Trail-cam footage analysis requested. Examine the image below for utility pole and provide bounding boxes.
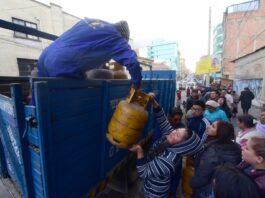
[205,7,211,87]
[208,7,211,56]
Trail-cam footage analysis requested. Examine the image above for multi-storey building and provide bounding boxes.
[213,23,224,74]
[223,0,265,79]
[147,39,180,72]
[0,0,80,76]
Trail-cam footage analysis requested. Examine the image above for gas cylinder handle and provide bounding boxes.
[126,88,150,108]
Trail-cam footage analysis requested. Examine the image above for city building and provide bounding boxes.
[137,56,153,71]
[223,0,265,79]
[0,0,80,76]
[147,39,180,72]
[232,45,265,106]
[213,23,224,75]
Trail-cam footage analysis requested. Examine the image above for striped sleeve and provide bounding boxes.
[201,118,210,142]
[153,106,174,137]
[190,127,208,157]
[136,153,175,179]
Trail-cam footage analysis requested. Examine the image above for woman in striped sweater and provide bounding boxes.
[130,93,205,198]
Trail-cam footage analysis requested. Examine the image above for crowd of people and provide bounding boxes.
[130,87,265,198]
[33,16,264,198]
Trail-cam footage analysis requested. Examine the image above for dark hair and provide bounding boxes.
[211,90,220,96]
[193,100,206,110]
[250,137,265,159]
[216,121,235,143]
[192,89,198,93]
[169,107,183,117]
[184,128,193,140]
[213,165,262,198]
[218,96,228,107]
[237,114,256,128]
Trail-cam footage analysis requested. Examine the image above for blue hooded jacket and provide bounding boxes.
[38,18,142,87]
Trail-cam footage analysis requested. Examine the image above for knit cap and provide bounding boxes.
[115,21,130,41]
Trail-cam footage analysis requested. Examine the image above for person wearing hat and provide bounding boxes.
[37,18,142,89]
[204,100,229,123]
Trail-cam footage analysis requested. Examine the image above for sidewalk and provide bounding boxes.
[0,179,13,198]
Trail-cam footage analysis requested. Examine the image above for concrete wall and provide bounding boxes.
[223,0,265,79]
[234,48,265,80]
[234,79,263,106]
[0,0,80,76]
[234,48,265,106]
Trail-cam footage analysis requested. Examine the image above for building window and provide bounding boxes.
[17,58,37,76]
[12,18,39,40]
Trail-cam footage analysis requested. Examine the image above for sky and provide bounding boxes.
[37,0,245,71]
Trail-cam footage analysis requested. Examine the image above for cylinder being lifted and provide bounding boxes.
[106,88,150,149]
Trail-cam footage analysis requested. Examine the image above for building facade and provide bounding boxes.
[223,0,265,79]
[147,39,180,72]
[0,0,80,76]
[213,23,224,74]
[233,46,265,106]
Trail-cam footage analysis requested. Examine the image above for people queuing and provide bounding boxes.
[190,121,241,198]
[218,96,232,120]
[240,137,265,193]
[204,100,229,123]
[236,114,263,148]
[152,107,185,197]
[130,85,264,198]
[239,87,255,115]
[256,109,265,136]
[130,93,203,198]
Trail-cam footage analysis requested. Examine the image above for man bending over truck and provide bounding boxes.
[37,18,142,89]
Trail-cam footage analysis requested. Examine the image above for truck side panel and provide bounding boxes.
[0,77,176,198]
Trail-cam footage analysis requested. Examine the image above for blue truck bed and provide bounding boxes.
[0,74,176,198]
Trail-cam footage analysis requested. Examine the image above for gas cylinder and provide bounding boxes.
[112,62,128,79]
[106,88,149,149]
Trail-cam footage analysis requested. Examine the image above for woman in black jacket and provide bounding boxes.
[190,121,242,198]
[218,96,232,120]
[239,87,255,115]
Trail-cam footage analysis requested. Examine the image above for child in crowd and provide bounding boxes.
[240,137,265,193]
[236,115,262,148]
[213,165,263,198]
[130,93,204,198]
[256,109,265,136]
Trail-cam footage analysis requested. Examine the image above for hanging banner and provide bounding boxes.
[195,56,221,75]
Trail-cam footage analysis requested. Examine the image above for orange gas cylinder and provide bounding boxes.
[106,88,149,149]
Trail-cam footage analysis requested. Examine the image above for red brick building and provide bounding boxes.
[223,0,265,79]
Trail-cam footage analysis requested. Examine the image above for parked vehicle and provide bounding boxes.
[0,72,176,198]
